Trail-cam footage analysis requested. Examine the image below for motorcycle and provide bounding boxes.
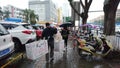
[76,35,113,59]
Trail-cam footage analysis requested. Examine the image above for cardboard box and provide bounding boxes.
[25,40,48,60]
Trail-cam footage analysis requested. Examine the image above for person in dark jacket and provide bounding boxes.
[61,27,69,49]
[42,22,57,62]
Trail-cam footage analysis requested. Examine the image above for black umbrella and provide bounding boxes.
[59,23,73,27]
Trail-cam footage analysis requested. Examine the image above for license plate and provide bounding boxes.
[0,48,10,57]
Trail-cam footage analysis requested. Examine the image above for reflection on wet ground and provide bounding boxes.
[2,41,120,68]
[44,49,111,68]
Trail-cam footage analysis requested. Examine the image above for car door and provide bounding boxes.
[0,24,12,57]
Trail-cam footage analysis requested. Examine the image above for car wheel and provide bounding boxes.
[13,39,21,52]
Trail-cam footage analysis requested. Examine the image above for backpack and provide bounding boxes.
[61,29,69,38]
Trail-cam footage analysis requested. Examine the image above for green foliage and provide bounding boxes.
[66,17,71,22]
[0,7,2,13]
[3,10,10,19]
[0,7,3,20]
[23,9,39,24]
[63,17,71,22]
[23,9,29,22]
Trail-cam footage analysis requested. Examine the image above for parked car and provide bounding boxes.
[0,21,36,52]
[32,25,43,40]
[0,24,14,60]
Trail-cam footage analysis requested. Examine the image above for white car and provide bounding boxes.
[0,22,36,52]
[0,24,14,60]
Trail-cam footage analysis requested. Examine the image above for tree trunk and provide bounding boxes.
[104,7,116,35]
[82,18,87,25]
[81,12,88,30]
[68,0,92,25]
[82,13,88,25]
[82,18,87,30]
[103,0,120,35]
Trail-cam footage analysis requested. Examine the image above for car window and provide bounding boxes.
[32,26,38,30]
[0,24,9,35]
[22,24,33,29]
[1,23,18,30]
[32,26,40,30]
[1,24,11,29]
[11,24,18,29]
[39,26,44,29]
[37,26,42,30]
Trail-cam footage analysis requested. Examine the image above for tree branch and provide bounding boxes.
[68,1,82,17]
[80,0,85,9]
[85,0,87,7]
[86,0,92,12]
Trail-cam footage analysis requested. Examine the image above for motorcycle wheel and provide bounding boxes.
[77,48,93,61]
[77,48,87,58]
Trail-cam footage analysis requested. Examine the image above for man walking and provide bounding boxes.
[61,27,69,49]
[42,22,57,62]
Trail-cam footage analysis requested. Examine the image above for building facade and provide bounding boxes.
[29,0,57,23]
[3,5,24,19]
[57,8,63,25]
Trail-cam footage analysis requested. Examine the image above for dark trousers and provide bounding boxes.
[46,40,54,61]
[63,37,68,48]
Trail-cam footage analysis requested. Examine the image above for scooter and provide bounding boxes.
[76,36,113,59]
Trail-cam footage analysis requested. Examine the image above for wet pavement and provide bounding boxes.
[2,41,120,68]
